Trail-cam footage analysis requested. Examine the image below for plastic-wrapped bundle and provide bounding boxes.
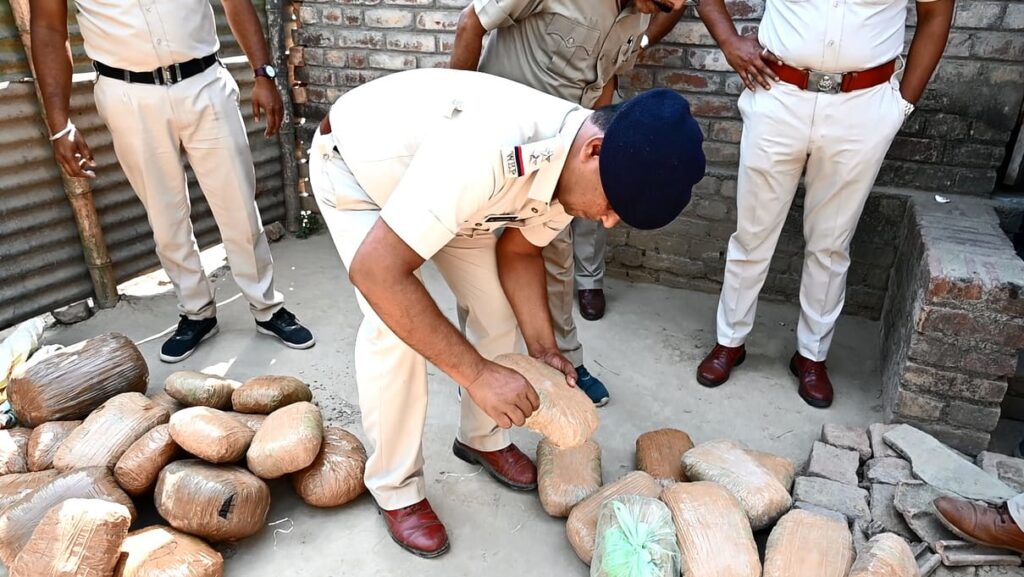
[0,318,45,402]
[848,533,917,577]
[746,449,796,492]
[494,354,598,449]
[537,438,602,518]
[661,482,761,577]
[0,427,30,475]
[147,391,186,416]
[291,427,367,507]
[590,496,680,577]
[115,525,224,577]
[763,509,854,577]
[169,407,254,464]
[7,333,148,427]
[53,393,169,471]
[0,467,136,565]
[0,470,61,514]
[232,375,312,414]
[247,402,323,479]
[682,440,792,530]
[567,471,662,565]
[9,498,131,577]
[225,412,266,432]
[635,429,693,484]
[27,421,80,472]
[114,424,181,496]
[164,371,240,410]
[155,460,270,542]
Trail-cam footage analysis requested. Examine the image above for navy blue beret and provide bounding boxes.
[599,89,706,230]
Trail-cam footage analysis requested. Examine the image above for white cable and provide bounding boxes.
[48,121,76,142]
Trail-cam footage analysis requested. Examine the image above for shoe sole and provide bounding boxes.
[256,326,316,349]
[593,397,610,408]
[376,509,451,559]
[696,350,746,388]
[580,311,605,321]
[934,506,1024,555]
[159,325,219,363]
[452,441,537,492]
[789,360,833,409]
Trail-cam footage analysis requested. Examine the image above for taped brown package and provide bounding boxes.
[10,498,131,577]
[115,525,224,577]
[566,470,662,565]
[247,402,323,479]
[848,533,918,577]
[0,470,61,515]
[662,481,761,577]
[224,412,267,433]
[155,460,270,542]
[635,428,693,484]
[114,424,181,496]
[763,509,854,577]
[169,407,254,464]
[8,333,148,427]
[147,391,186,416]
[164,371,241,410]
[0,428,31,475]
[53,393,170,472]
[537,438,602,518]
[27,421,80,472]
[291,427,367,508]
[232,375,312,414]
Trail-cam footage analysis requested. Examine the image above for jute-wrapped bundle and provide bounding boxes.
[662,482,761,577]
[164,371,240,410]
[635,428,693,484]
[746,449,796,492]
[763,509,854,577]
[154,460,270,542]
[10,498,131,577]
[169,407,254,464]
[232,375,312,414]
[291,427,367,508]
[494,354,598,449]
[682,440,792,530]
[115,525,224,577]
[53,393,169,471]
[0,470,61,514]
[114,424,181,496]
[27,421,80,472]
[566,471,662,565]
[7,333,148,427]
[0,428,31,475]
[537,438,602,518]
[848,533,918,577]
[247,402,323,479]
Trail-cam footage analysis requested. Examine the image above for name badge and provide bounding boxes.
[484,214,520,223]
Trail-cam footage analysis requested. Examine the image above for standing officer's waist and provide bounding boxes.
[768,59,896,94]
[93,53,219,86]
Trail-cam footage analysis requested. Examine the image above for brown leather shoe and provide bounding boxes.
[379,499,450,558]
[452,439,537,491]
[578,289,606,321]
[934,497,1024,554]
[696,344,746,388]
[789,353,834,408]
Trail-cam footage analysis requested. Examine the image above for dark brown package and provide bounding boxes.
[635,428,694,484]
[53,393,170,472]
[164,371,240,410]
[114,424,181,496]
[168,407,254,464]
[231,375,312,415]
[27,421,81,472]
[154,460,270,542]
[115,525,224,577]
[10,498,131,577]
[291,427,366,508]
[246,402,323,479]
[0,427,31,475]
[536,438,602,518]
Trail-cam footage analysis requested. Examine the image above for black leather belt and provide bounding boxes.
[93,53,219,86]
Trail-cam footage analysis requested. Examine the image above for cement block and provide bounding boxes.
[807,441,860,486]
[792,476,870,522]
[821,423,872,461]
[864,457,914,485]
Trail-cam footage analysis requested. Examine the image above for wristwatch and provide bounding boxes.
[255,64,277,80]
[640,34,650,51]
[902,98,916,119]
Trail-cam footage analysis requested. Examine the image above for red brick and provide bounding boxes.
[685,94,739,118]
[658,71,722,93]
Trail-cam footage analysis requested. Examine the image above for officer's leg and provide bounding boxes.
[798,82,904,360]
[541,227,583,366]
[93,75,215,319]
[308,140,429,510]
[716,85,813,347]
[572,219,608,291]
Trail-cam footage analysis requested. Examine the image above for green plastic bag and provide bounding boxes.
[591,495,681,577]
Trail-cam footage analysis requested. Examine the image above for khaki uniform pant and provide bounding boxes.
[93,64,283,321]
[308,131,512,510]
[716,79,905,360]
[572,219,608,290]
[542,228,584,367]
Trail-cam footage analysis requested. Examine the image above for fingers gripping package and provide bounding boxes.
[10,498,131,577]
[661,481,761,577]
[27,421,81,472]
[154,460,270,542]
[53,393,170,471]
[537,438,603,518]
[493,354,598,449]
[169,407,255,464]
[291,427,367,508]
[762,509,854,577]
[114,424,182,496]
[232,375,313,414]
[567,471,663,565]
[590,495,681,577]
[115,525,225,577]
[164,371,241,410]
[247,402,323,479]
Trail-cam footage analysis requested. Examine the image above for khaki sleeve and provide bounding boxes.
[520,206,574,248]
[472,0,545,30]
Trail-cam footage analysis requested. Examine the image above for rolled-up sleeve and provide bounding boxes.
[472,0,544,30]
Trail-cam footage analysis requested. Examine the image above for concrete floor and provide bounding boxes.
[17,233,899,575]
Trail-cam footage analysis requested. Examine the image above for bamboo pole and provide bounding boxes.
[10,0,119,309]
[266,0,301,233]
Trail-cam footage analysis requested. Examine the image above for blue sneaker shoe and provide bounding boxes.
[576,365,609,407]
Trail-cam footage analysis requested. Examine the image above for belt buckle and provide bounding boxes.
[807,71,841,94]
[160,65,175,85]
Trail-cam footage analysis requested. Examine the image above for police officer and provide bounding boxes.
[308,68,704,557]
[450,0,686,406]
[694,0,953,405]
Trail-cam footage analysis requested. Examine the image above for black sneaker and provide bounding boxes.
[160,316,219,363]
[256,308,315,349]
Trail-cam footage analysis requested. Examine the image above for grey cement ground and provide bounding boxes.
[8,232,966,576]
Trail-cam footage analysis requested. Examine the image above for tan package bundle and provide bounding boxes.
[746,449,796,492]
[114,424,181,496]
[566,470,662,565]
[763,509,854,577]
[247,401,323,479]
[591,495,681,577]
[0,427,31,475]
[682,440,792,530]
[494,354,598,449]
[164,371,241,410]
[848,533,917,577]
[661,482,761,577]
[635,428,693,484]
[116,525,224,577]
[10,498,131,577]
[169,407,255,464]
[225,412,267,432]
[54,392,170,471]
[0,470,61,514]
[232,375,312,414]
[147,391,186,416]
[292,427,367,508]
[537,438,602,518]
[8,333,148,427]
[155,460,270,542]
[0,467,136,565]
[27,421,81,472]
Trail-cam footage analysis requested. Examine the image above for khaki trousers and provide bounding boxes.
[542,228,584,367]
[93,63,283,321]
[572,219,608,290]
[716,79,905,361]
[308,131,513,510]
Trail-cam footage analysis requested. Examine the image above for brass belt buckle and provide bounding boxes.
[807,71,842,94]
[161,66,175,85]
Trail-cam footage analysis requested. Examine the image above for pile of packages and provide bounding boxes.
[0,332,366,577]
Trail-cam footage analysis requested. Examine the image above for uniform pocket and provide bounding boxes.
[544,14,601,79]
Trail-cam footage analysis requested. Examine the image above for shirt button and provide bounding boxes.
[155,39,163,45]
[531,208,539,213]
[567,37,575,46]
[827,40,835,47]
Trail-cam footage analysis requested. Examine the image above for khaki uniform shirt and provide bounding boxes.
[474,0,651,108]
[74,0,220,72]
[323,69,589,260]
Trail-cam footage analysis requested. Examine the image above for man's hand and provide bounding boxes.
[635,0,686,14]
[532,349,578,388]
[465,361,541,429]
[52,131,96,179]
[721,34,780,90]
[252,77,283,138]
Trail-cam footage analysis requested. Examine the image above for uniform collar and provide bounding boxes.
[527,108,593,204]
